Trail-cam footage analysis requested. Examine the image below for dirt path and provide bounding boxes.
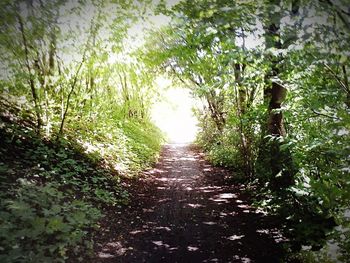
[93,144,286,263]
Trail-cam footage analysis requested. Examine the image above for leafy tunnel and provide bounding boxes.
[0,0,349,262]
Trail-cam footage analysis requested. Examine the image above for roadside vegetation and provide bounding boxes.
[0,1,163,261]
[143,0,350,261]
[0,0,349,262]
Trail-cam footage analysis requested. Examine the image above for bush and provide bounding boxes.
[0,106,164,262]
[0,182,101,263]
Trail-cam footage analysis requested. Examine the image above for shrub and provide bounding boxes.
[0,182,101,263]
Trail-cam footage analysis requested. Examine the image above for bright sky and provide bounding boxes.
[60,0,199,143]
[151,77,199,143]
[129,0,199,143]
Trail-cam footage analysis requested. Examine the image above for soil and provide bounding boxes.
[92,144,287,263]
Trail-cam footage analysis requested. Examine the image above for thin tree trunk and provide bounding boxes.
[342,65,350,108]
[234,62,252,177]
[57,17,96,137]
[17,14,43,133]
[206,95,224,132]
[58,57,85,136]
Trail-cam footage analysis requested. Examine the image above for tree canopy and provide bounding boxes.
[0,0,349,261]
[142,0,350,258]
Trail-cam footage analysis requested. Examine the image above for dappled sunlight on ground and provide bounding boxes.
[94,144,287,262]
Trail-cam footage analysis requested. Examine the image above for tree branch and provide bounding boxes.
[310,109,341,120]
[323,62,350,95]
[57,20,94,137]
[319,0,350,31]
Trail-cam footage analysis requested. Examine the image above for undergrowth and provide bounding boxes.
[0,107,163,262]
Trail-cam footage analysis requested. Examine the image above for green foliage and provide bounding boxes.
[0,94,163,262]
[64,113,164,175]
[1,0,349,260]
[196,115,246,171]
[337,218,350,263]
[0,182,101,263]
[289,249,336,263]
[147,0,350,260]
[0,1,164,261]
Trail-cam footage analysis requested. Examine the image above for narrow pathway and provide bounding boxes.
[94,144,286,263]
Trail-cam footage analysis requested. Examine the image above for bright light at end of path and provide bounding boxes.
[151,79,199,144]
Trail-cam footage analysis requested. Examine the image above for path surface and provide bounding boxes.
[93,144,286,263]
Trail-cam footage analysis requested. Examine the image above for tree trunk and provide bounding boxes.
[234,62,253,177]
[267,82,287,136]
[17,13,43,133]
[58,56,86,137]
[258,0,298,190]
[206,93,225,132]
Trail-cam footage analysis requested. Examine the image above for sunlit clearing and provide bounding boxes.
[151,78,199,143]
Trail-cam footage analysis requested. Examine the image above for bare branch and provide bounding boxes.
[310,108,341,120]
[323,62,350,95]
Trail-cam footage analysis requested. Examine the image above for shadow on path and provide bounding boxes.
[93,144,287,263]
